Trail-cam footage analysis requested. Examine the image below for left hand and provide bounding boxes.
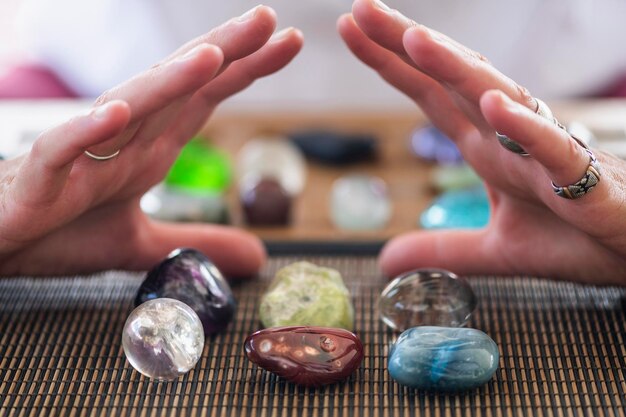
[339,0,626,284]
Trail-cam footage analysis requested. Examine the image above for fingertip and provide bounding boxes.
[257,4,277,21]
[177,43,225,81]
[352,0,378,20]
[251,5,278,33]
[402,25,431,50]
[479,89,532,133]
[291,28,305,45]
[402,25,449,73]
[272,27,304,48]
[337,13,354,29]
[90,99,132,138]
[198,44,226,75]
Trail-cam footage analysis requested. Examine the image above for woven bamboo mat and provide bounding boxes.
[1,256,625,417]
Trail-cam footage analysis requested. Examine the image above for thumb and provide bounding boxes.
[379,229,509,278]
[133,220,267,280]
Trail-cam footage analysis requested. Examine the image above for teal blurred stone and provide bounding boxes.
[420,186,489,229]
[259,262,355,331]
[431,164,482,191]
[388,326,499,392]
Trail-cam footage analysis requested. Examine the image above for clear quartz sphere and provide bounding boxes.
[378,269,477,331]
[122,298,205,381]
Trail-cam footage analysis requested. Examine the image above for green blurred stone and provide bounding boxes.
[165,137,232,192]
[259,262,355,331]
[431,164,482,191]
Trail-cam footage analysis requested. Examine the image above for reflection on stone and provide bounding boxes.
[122,298,204,381]
[245,326,364,386]
[136,248,236,335]
[388,326,499,392]
[379,269,477,331]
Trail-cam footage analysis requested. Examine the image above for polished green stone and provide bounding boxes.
[165,137,232,192]
[259,262,354,331]
[431,164,482,191]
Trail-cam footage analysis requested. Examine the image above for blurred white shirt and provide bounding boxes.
[15,0,626,109]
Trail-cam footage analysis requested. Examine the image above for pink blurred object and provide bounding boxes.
[595,74,626,98]
[0,63,77,99]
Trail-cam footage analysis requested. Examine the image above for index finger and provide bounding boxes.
[351,0,537,110]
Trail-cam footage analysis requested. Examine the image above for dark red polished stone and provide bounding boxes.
[244,326,364,387]
[240,177,292,226]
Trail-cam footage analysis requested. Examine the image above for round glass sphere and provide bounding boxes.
[236,136,306,196]
[378,269,477,331]
[122,298,205,381]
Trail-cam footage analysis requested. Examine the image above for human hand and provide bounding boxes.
[339,0,626,284]
[0,6,303,278]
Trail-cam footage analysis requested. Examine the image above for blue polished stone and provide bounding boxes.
[410,125,463,165]
[388,326,499,392]
[135,248,236,335]
[420,186,490,229]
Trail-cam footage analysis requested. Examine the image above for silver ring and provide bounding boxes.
[496,132,530,156]
[551,136,601,199]
[497,97,559,156]
[84,149,121,161]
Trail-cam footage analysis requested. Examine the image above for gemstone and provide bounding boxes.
[431,164,482,191]
[237,136,306,196]
[330,174,391,231]
[240,177,292,226]
[289,130,378,165]
[411,125,463,164]
[122,298,205,381]
[259,262,354,331]
[165,136,232,193]
[388,326,499,392]
[420,186,490,229]
[140,184,228,224]
[244,326,364,387]
[135,248,236,335]
[379,269,477,331]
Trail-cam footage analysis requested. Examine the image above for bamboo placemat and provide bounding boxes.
[1,256,625,417]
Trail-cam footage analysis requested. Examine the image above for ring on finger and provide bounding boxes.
[551,136,601,200]
[84,149,121,161]
[497,97,559,156]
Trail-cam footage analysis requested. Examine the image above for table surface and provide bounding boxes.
[1,101,625,416]
[206,110,430,244]
[201,102,626,245]
[1,256,625,417]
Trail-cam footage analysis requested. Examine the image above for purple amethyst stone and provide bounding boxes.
[410,125,464,165]
[135,248,236,335]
